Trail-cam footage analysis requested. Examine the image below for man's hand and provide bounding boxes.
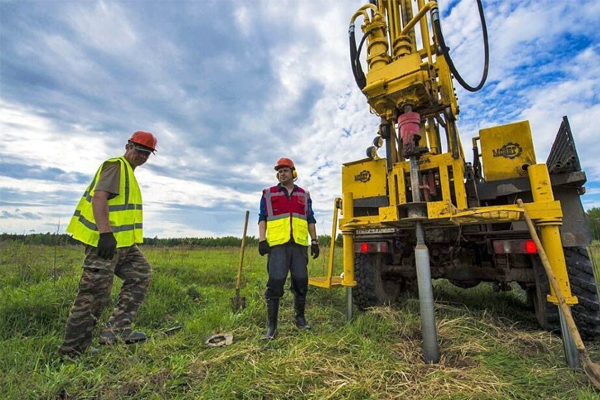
[258,240,271,256]
[97,232,117,260]
[311,241,320,259]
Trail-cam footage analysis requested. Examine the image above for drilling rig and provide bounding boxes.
[309,0,599,366]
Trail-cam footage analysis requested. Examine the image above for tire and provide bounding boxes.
[449,279,481,289]
[532,246,600,340]
[353,253,401,310]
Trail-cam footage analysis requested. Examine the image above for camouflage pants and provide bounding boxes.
[59,244,152,355]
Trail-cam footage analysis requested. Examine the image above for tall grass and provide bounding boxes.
[1,241,599,399]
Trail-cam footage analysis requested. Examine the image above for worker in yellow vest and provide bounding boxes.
[58,131,157,357]
[258,158,320,340]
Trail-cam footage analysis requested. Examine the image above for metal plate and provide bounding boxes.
[355,228,397,235]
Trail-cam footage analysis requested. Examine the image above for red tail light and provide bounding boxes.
[493,239,537,254]
[360,242,369,253]
[355,242,389,253]
[525,240,537,254]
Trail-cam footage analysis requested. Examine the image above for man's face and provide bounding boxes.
[277,167,293,184]
[124,143,152,168]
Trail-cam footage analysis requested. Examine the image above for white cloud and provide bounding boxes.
[66,1,137,53]
[0,101,112,173]
[139,171,257,211]
[234,5,252,37]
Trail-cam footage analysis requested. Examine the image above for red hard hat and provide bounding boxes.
[129,131,157,151]
[274,157,295,170]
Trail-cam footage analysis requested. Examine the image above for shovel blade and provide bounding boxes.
[231,295,246,311]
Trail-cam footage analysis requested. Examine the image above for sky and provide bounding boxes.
[1,0,600,239]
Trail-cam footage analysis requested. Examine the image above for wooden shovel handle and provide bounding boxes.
[236,211,250,290]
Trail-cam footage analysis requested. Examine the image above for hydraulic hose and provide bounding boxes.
[349,24,372,90]
[432,0,489,92]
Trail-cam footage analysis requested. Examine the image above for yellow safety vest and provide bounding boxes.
[264,187,310,247]
[66,156,143,247]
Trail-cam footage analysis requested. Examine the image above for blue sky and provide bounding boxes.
[1,0,600,238]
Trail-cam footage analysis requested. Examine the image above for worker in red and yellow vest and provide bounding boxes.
[258,158,320,340]
[58,131,157,357]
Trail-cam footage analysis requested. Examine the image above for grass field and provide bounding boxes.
[1,241,600,399]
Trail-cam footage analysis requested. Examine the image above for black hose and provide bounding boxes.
[357,30,371,69]
[349,26,359,81]
[349,24,372,90]
[432,0,489,92]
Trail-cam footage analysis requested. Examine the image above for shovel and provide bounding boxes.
[519,199,600,389]
[231,210,249,311]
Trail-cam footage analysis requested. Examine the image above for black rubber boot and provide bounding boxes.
[262,298,279,340]
[122,329,147,344]
[98,330,117,346]
[294,297,311,330]
[58,345,98,358]
[99,329,147,345]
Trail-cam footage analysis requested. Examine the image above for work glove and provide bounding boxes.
[258,240,271,256]
[311,242,320,259]
[97,232,117,260]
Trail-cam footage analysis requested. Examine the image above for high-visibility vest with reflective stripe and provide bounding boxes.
[66,156,143,247]
[264,186,309,247]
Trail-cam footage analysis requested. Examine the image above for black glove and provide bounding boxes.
[258,240,271,256]
[97,232,117,260]
[311,242,320,259]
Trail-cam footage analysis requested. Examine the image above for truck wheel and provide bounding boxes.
[353,253,401,310]
[448,279,481,289]
[532,246,600,340]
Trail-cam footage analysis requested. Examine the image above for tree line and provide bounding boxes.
[4,207,597,247]
[0,233,342,247]
[588,207,600,242]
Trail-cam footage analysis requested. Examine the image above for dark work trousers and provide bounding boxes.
[265,242,309,301]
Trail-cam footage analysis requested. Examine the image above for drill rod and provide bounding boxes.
[410,155,439,363]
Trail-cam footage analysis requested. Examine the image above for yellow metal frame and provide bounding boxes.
[330,163,577,305]
[315,162,576,305]
[309,199,345,288]
[310,0,576,308]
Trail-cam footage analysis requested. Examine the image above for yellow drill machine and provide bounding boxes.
[309,0,598,367]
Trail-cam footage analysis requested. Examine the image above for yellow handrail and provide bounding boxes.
[308,198,342,289]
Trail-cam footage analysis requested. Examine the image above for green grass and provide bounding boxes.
[1,242,600,399]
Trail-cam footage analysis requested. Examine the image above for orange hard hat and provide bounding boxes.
[129,131,157,152]
[274,157,295,170]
